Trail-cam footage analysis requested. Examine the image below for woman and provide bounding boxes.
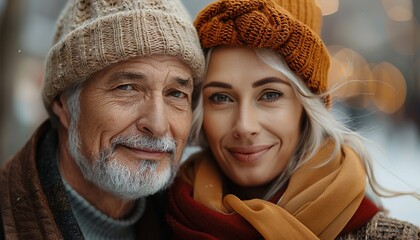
[165,0,420,239]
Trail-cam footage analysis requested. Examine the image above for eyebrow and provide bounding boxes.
[252,77,290,88]
[108,72,193,88]
[202,81,232,90]
[108,72,145,84]
[175,76,194,89]
[203,77,290,90]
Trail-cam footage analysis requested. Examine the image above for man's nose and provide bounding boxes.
[136,96,169,137]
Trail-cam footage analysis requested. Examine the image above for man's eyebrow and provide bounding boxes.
[108,72,193,88]
[108,72,145,83]
[202,81,233,89]
[252,77,290,88]
[175,76,194,88]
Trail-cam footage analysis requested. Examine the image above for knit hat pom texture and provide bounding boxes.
[195,0,330,106]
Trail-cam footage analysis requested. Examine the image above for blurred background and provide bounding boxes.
[1,0,419,226]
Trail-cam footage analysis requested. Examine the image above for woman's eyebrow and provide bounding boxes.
[252,77,290,88]
[202,77,290,89]
[203,81,233,89]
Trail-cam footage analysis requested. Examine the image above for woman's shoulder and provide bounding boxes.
[338,212,420,240]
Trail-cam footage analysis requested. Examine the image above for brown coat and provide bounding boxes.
[0,121,167,239]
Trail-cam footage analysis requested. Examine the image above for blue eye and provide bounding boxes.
[117,84,134,90]
[170,90,187,98]
[209,93,232,103]
[260,91,283,101]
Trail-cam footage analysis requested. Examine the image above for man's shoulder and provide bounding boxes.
[0,120,58,240]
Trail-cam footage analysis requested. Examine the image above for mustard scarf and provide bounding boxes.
[182,142,366,240]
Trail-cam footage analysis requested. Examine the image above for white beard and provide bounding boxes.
[67,126,178,199]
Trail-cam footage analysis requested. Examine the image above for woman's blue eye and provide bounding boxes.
[260,92,282,101]
[209,93,232,103]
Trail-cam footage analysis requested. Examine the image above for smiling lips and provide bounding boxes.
[227,145,272,163]
[126,146,170,160]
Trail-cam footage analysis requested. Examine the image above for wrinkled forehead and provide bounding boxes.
[83,55,192,85]
[103,55,193,76]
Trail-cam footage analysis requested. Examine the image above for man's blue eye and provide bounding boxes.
[170,91,187,98]
[117,84,134,90]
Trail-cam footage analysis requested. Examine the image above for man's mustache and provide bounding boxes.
[110,135,177,154]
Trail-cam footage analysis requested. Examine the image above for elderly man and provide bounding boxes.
[0,0,204,239]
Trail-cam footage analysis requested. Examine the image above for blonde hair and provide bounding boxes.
[190,47,419,201]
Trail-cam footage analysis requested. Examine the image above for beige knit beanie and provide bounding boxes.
[43,0,205,109]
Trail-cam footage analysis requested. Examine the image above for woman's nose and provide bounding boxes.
[232,106,260,138]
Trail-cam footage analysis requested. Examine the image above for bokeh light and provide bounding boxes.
[371,62,407,114]
[328,46,407,113]
[315,0,339,16]
[328,46,374,109]
[381,0,413,22]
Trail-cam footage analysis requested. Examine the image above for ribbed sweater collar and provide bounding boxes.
[62,178,146,240]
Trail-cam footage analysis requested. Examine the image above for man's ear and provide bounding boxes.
[51,94,71,129]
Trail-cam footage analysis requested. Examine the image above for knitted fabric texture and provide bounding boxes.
[195,0,330,106]
[266,0,322,35]
[337,213,420,240]
[43,0,205,108]
[63,177,146,239]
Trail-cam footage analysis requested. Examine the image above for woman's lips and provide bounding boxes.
[227,145,272,163]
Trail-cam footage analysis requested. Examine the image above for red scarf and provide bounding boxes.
[166,142,379,239]
[166,178,379,239]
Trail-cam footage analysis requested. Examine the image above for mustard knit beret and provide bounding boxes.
[43,0,205,108]
[195,0,330,106]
